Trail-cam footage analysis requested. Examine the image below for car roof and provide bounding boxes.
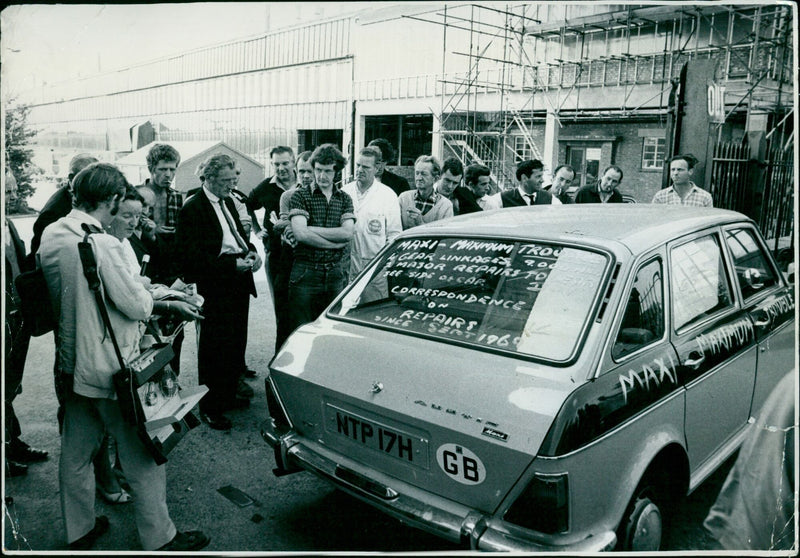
[405,205,750,256]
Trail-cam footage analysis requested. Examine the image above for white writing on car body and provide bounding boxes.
[695,318,754,358]
[619,353,678,404]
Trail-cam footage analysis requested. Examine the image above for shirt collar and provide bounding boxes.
[69,208,104,229]
[517,186,535,202]
[202,185,221,204]
[415,189,437,203]
[671,181,699,194]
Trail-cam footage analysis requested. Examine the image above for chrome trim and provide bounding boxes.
[261,420,617,552]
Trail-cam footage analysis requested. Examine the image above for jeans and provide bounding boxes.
[288,260,346,333]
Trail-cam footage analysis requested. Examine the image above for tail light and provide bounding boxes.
[504,473,569,534]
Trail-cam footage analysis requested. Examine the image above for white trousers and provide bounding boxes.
[59,393,177,550]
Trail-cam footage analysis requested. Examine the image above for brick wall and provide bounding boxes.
[553,120,668,202]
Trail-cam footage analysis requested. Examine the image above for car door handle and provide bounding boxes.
[753,314,771,327]
[683,355,706,369]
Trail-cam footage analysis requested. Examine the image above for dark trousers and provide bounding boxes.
[4,311,30,445]
[267,244,294,352]
[288,260,346,333]
[197,282,250,414]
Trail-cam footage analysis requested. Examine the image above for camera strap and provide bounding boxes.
[78,224,128,373]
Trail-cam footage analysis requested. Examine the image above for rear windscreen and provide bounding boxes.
[330,237,609,361]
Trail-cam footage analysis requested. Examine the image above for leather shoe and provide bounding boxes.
[6,460,28,477]
[244,368,258,378]
[7,441,49,463]
[199,412,232,431]
[69,515,109,550]
[159,530,210,551]
[236,378,254,398]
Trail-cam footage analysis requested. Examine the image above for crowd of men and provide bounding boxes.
[4,137,713,551]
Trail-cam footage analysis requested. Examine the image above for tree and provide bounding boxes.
[4,100,41,213]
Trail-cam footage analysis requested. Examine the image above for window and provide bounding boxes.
[331,238,609,362]
[670,235,733,331]
[514,136,534,163]
[642,137,666,169]
[613,259,664,359]
[724,228,778,300]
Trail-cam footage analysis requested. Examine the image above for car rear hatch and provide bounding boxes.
[269,318,575,513]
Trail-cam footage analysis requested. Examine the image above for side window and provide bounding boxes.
[613,259,664,359]
[724,228,778,300]
[670,234,734,331]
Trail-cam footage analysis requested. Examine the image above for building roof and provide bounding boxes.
[409,205,749,257]
[115,141,232,168]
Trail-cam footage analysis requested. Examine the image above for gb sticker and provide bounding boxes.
[436,444,485,485]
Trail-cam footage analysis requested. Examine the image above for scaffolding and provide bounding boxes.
[402,3,794,191]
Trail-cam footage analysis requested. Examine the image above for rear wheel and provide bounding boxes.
[617,477,668,552]
[620,492,663,551]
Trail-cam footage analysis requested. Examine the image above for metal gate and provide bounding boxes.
[709,140,794,255]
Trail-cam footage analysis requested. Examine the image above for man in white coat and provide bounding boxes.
[341,146,402,299]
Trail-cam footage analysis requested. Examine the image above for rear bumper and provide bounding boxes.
[262,419,617,552]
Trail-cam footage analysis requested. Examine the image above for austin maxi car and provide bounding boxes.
[262,205,795,551]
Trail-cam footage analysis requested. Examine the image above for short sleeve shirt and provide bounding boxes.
[289,185,356,264]
[651,184,713,207]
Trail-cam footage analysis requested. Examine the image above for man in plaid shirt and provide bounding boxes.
[139,144,184,283]
[287,144,355,331]
[652,154,713,207]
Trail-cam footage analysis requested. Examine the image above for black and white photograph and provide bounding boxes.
[2,1,796,554]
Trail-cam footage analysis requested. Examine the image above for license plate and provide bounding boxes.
[325,404,428,468]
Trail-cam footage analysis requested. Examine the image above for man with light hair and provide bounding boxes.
[398,155,454,229]
[139,143,184,282]
[341,146,401,282]
[177,154,261,432]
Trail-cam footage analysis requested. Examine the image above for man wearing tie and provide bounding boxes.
[176,154,262,431]
[495,159,559,207]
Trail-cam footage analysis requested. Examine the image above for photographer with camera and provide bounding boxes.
[38,163,208,551]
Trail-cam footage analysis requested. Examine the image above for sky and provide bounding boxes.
[0,2,369,102]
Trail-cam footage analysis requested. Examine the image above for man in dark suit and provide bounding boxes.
[497,159,557,207]
[27,154,98,268]
[176,154,262,431]
[575,165,625,204]
[367,138,410,196]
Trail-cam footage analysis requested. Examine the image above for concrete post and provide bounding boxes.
[543,110,559,176]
